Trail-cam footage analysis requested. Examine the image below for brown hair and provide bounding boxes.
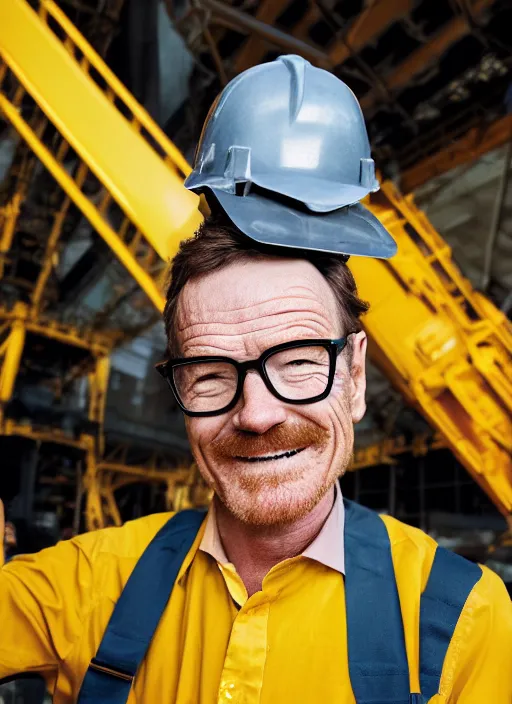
[164,213,369,358]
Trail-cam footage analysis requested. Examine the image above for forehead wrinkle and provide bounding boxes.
[178,293,333,332]
[179,307,333,343]
[282,283,328,299]
[181,316,332,354]
[206,288,328,317]
[183,323,335,359]
[176,258,341,357]
[178,265,337,324]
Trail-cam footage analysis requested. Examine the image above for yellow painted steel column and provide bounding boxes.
[0,321,25,404]
[84,448,104,531]
[88,355,110,457]
[0,192,23,253]
[103,479,123,527]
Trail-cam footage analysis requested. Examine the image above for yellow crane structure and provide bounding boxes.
[0,0,511,532]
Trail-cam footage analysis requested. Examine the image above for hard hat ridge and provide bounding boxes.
[278,54,307,123]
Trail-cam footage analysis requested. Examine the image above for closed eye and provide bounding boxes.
[195,372,227,383]
[287,359,323,366]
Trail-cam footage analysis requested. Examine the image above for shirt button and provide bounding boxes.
[219,680,236,700]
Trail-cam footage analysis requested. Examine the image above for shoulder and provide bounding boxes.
[470,563,512,616]
[441,564,512,697]
[379,511,510,614]
[463,564,512,654]
[70,512,176,561]
[5,512,176,579]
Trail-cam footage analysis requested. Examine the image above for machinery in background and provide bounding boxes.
[352,181,512,521]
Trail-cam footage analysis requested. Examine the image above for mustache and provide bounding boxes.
[210,422,329,459]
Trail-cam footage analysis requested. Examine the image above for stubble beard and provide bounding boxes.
[203,418,354,527]
[206,436,353,527]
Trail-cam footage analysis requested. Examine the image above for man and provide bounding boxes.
[1,56,511,703]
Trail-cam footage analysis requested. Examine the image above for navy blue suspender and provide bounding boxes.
[419,546,482,698]
[344,500,413,703]
[77,500,482,703]
[77,510,205,704]
[343,500,482,704]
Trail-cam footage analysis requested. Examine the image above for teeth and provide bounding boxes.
[236,448,305,463]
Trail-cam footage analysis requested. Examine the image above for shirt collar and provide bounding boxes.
[199,485,345,575]
[302,485,345,574]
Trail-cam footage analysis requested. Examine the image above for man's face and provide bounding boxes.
[177,257,367,526]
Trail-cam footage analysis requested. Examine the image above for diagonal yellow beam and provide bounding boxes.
[0,94,166,312]
[0,0,201,265]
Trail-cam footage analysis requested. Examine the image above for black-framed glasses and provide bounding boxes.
[156,337,349,417]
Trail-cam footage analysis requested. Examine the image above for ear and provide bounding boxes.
[349,331,367,423]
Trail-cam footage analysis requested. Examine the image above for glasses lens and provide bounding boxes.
[265,345,331,401]
[172,361,238,413]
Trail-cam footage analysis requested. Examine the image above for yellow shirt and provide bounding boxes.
[0,509,511,703]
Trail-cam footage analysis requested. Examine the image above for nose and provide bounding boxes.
[232,370,287,434]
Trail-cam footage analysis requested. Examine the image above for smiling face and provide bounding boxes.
[177,256,367,527]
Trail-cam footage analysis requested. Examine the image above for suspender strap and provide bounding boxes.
[419,546,482,700]
[344,499,418,704]
[77,509,206,704]
[77,500,481,704]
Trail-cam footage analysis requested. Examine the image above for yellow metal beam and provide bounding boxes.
[39,0,192,179]
[88,355,110,456]
[97,464,190,484]
[401,114,512,193]
[0,148,41,278]
[25,321,111,355]
[85,461,202,529]
[350,433,446,471]
[2,419,95,451]
[351,182,512,517]
[0,0,202,297]
[30,163,89,315]
[88,356,111,426]
[0,192,23,262]
[83,446,105,530]
[0,321,25,404]
[0,95,167,312]
[0,303,113,354]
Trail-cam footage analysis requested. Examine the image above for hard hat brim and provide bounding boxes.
[207,188,397,259]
